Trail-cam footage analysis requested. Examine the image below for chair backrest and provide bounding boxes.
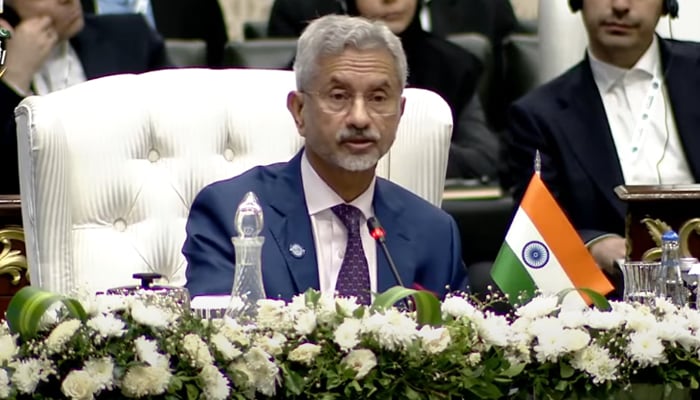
[15,68,453,296]
[502,33,540,104]
[446,32,493,109]
[223,39,297,69]
[165,39,208,68]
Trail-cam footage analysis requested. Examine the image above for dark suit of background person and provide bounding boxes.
[504,36,700,239]
[81,0,228,67]
[345,0,499,180]
[183,152,466,301]
[0,6,170,195]
[267,0,516,45]
[149,0,228,67]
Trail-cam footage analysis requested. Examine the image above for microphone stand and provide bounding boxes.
[367,217,412,311]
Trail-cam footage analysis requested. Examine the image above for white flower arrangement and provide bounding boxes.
[0,286,698,399]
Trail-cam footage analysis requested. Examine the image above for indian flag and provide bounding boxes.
[491,174,614,307]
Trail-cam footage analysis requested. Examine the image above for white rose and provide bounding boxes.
[418,326,451,354]
[342,349,377,380]
[61,370,97,400]
[288,343,322,365]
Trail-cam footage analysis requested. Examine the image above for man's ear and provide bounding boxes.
[287,90,306,135]
[399,96,406,117]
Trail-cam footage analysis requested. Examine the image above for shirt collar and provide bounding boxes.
[588,35,661,93]
[300,150,376,219]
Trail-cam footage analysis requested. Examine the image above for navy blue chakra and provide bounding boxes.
[522,240,549,269]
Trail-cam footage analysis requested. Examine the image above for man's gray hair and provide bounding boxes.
[293,15,408,91]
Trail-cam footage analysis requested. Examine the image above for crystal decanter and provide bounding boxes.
[225,192,266,321]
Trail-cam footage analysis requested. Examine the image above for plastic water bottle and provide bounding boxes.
[660,230,686,306]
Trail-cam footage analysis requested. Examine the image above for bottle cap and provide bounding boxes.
[662,230,679,241]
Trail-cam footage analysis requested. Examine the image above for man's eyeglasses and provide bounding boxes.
[302,90,400,117]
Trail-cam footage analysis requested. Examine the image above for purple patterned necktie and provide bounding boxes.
[331,204,371,305]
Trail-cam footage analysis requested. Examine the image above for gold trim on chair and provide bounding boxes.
[0,226,28,286]
[640,217,700,261]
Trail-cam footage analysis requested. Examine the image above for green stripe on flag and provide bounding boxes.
[491,243,537,305]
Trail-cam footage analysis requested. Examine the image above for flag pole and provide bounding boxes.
[534,150,541,176]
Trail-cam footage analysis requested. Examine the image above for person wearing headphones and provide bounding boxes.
[502,0,700,290]
[266,0,516,47]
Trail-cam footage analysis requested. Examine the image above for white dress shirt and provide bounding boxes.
[588,36,693,185]
[300,151,378,296]
[33,42,87,96]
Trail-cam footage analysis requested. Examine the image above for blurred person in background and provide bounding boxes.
[348,0,500,181]
[503,0,700,284]
[82,0,228,67]
[267,0,516,46]
[0,0,170,195]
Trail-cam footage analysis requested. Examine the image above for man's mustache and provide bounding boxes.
[337,128,381,142]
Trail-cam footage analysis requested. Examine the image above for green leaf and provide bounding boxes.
[411,291,443,326]
[556,287,611,311]
[185,383,199,400]
[371,286,417,311]
[371,286,443,326]
[6,286,87,339]
[282,364,305,395]
[560,362,575,379]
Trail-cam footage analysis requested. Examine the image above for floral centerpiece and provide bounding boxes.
[0,287,519,399]
[505,294,700,399]
[0,286,699,399]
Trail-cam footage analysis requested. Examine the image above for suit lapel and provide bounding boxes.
[558,61,626,217]
[264,152,320,293]
[661,40,700,179]
[71,17,117,79]
[372,180,416,292]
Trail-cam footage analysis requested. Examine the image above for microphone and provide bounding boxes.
[367,216,405,288]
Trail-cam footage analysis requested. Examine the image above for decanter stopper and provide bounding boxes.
[225,192,266,321]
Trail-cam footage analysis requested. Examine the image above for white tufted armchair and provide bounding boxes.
[14,68,453,296]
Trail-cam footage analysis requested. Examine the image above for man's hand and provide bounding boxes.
[589,236,625,275]
[0,16,57,93]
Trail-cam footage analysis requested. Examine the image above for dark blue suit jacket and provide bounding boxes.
[0,13,170,194]
[184,151,467,301]
[505,38,700,243]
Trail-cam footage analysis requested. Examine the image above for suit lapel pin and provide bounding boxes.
[289,243,306,259]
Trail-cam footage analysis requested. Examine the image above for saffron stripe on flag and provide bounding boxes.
[491,243,537,303]
[504,209,587,308]
[520,175,614,297]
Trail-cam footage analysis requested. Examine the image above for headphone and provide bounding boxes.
[568,0,679,19]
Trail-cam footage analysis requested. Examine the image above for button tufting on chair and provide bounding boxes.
[223,148,235,162]
[147,149,160,163]
[113,219,127,232]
